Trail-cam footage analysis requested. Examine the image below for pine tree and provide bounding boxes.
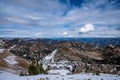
[28,60,39,75]
[28,60,47,75]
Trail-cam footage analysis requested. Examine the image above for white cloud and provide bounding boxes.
[35,32,43,36]
[79,23,95,33]
[62,32,68,35]
[0,0,120,37]
[5,16,29,24]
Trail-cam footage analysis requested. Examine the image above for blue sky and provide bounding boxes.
[0,0,120,38]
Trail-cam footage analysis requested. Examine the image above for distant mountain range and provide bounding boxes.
[51,38,120,47]
[1,37,120,47]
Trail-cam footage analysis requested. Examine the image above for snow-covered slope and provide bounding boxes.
[43,49,57,63]
[0,49,29,74]
[48,69,70,75]
[42,49,73,75]
[4,55,18,65]
[0,49,4,53]
[0,71,120,80]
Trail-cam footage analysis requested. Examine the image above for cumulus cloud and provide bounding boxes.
[35,32,43,36]
[79,23,95,33]
[62,32,68,35]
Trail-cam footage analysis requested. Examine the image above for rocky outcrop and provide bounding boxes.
[102,45,120,64]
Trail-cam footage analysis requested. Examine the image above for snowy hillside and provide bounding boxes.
[0,71,120,80]
[0,49,4,53]
[43,49,57,63]
[0,49,29,74]
[41,49,73,75]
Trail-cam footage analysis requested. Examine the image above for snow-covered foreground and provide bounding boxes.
[0,71,120,80]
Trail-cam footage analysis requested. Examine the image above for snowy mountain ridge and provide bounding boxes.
[43,49,57,63]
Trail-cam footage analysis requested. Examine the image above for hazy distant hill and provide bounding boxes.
[51,38,120,47]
